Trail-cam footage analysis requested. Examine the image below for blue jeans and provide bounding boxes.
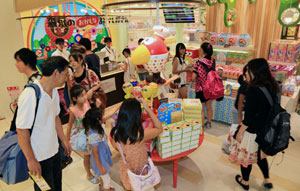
[138,72,149,81]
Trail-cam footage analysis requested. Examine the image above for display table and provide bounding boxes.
[151,131,205,188]
[281,87,300,113]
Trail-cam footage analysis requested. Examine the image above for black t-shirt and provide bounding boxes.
[234,75,248,110]
[75,69,86,83]
[85,54,101,79]
[243,86,275,134]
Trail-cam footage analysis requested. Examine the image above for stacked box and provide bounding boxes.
[157,125,172,159]
[180,121,193,152]
[183,99,202,123]
[185,119,202,149]
[168,123,183,156]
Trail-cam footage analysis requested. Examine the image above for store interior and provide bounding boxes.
[1,0,300,191]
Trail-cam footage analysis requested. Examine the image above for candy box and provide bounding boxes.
[182,137,191,144]
[160,125,170,137]
[191,134,200,141]
[238,34,251,47]
[181,142,190,149]
[186,119,201,130]
[182,131,192,138]
[192,129,201,136]
[228,34,239,46]
[269,42,278,61]
[276,43,287,62]
[218,33,229,46]
[172,134,182,141]
[181,122,193,133]
[172,149,181,156]
[210,32,220,45]
[172,144,181,151]
[288,85,295,97]
[190,144,198,150]
[158,136,171,144]
[157,141,172,149]
[160,152,172,159]
[172,139,182,146]
[190,139,199,146]
[168,123,182,136]
[181,146,190,153]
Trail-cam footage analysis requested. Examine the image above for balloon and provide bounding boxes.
[131,45,151,66]
[133,86,142,97]
[149,82,158,98]
[122,82,133,99]
[142,86,152,100]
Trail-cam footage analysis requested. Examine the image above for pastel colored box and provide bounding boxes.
[160,126,170,137]
[182,131,192,138]
[158,136,171,144]
[190,144,198,150]
[187,119,201,130]
[172,149,182,156]
[172,139,181,146]
[192,129,201,136]
[182,137,191,144]
[168,123,182,136]
[161,152,172,159]
[172,144,181,151]
[191,134,200,141]
[172,134,182,141]
[160,147,172,154]
[181,146,190,153]
[181,142,190,149]
[191,139,199,145]
[159,142,172,149]
[181,122,193,133]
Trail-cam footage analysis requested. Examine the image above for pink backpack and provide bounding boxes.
[198,59,224,100]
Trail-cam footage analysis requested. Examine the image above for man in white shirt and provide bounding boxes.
[16,56,71,191]
[101,37,118,63]
[51,38,70,61]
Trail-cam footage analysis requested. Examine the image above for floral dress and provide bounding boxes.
[69,102,91,155]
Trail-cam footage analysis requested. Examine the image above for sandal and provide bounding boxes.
[88,176,100,184]
[235,175,249,190]
[263,182,273,189]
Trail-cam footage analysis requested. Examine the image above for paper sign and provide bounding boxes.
[158,103,181,125]
[101,78,116,93]
[29,172,51,191]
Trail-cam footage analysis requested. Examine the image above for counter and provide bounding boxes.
[101,69,125,107]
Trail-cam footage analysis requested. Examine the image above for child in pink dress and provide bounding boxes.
[66,84,99,184]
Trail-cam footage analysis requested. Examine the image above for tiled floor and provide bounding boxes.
[1,112,300,191]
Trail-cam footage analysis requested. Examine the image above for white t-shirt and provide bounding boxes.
[175,57,187,86]
[52,49,70,61]
[101,46,117,62]
[124,57,135,82]
[16,81,60,162]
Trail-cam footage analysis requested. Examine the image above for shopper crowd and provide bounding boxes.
[10,36,279,191]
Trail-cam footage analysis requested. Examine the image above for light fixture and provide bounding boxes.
[45,7,50,13]
[40,9,44,13]
[111,10,114,13]
[285,17,292,23]
[53,8,58,12]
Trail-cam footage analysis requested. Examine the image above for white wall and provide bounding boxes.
[0,0,27,120]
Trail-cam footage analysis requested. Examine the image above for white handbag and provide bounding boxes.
[118,143,161,191]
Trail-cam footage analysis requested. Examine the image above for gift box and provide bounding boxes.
[181,122,193,133]
[182,137,191,144]
[172,149,182,156]
[168,123,182,136]
[172,139,182,146]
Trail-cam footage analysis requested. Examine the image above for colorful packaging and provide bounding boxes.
[228,34,239,46]
[181,122,193,133]
[218,33,229,46]
[168,123,182,136]
[238,34,251,47]
[282,85,288,96]
[160,125,170,137]
[269,42,279,61]
[172,149,181,156]
[276,43,287,62]
[172,139,182,146]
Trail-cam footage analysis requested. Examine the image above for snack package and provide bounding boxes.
[29,173,51,191]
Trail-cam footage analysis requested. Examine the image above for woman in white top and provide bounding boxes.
[172,43,191,98]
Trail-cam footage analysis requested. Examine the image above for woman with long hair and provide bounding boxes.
[229,58,279,190]
[172,43,191,98]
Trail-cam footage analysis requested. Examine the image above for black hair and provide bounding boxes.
[41,56,68,76]
[238,64,248,84]
[104,37,112,43]
[167,46,170,51]
[122,48,131,55]
[70,85,85,104]
[83,108,104,137]
[201,42,213,60]
[247,58,280,96]
[138,38,144,44]
[174,43,186,65]
[14,48,37,71]
[69,52,84,66]
[110,98,144,144]
[79,38,92,51]
[55,38,65,45]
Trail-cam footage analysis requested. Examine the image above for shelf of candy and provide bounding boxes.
[156,120,202,159]
[268,40,300,63]
[182,99,202,122]
[216,65,243,80]
[269,63,296,83]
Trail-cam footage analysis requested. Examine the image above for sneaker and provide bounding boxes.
[263,182,273,189]
[206,122,212,129]
[222,142,231,155]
